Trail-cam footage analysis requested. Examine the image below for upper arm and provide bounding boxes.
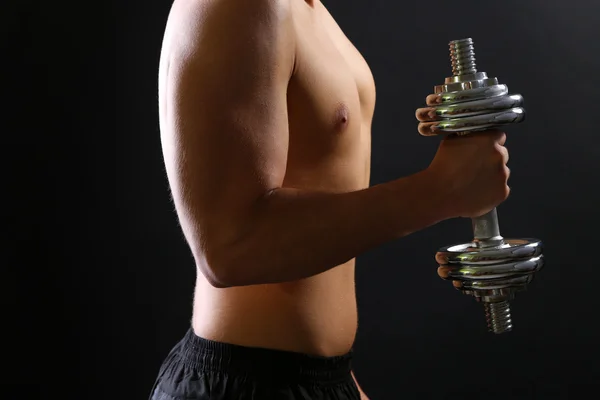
[160,0,295,270]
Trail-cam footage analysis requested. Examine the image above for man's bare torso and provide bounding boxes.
[159,0,376,357]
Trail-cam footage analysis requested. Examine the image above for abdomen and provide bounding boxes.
[192,259,358,357]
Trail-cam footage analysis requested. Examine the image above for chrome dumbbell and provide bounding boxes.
[419,38,544,334]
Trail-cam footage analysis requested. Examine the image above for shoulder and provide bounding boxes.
[163,0,296,80]
[168,0,293,31]
[164,0,295,57]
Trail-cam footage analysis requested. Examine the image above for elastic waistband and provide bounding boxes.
[180,328,354,385]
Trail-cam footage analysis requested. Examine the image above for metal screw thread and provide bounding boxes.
[450,38,477,76]
[483,301,513,334]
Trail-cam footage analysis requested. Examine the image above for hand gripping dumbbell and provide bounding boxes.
[418,38,544,334]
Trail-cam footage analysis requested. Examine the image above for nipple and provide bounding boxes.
[333,103,350,131]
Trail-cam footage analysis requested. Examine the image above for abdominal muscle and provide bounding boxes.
[191,259,358,357]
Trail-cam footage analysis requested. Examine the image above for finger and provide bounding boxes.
[418,121,441,136]
[426,93,443,106]
[415,107,438,122]
[437,267,464,291]
[437,265,452,279]
[435,253,449,265]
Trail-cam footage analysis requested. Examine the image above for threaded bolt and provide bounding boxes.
[483,301,513,334]
[450,38,477,76]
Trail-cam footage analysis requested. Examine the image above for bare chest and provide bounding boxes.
[284,1,376,190]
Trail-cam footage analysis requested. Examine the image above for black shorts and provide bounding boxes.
[149,328,361,400]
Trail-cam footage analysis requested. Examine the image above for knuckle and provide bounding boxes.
[494,146,509,163]
[491,131,507,145]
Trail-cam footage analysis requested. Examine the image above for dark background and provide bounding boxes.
[5,0,600,398]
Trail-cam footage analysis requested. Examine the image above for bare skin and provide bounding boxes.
[158,0,510,398]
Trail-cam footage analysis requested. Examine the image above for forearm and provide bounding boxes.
[214,169,449,287]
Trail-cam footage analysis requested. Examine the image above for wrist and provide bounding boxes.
[403,167,456,226]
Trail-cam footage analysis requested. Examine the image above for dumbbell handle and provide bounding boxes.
[472,208,503,247]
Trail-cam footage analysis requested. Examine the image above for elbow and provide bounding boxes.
[199,256,236,288]
[202,269,231,289]
[192,202,271,288]
[196,245,251,288]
